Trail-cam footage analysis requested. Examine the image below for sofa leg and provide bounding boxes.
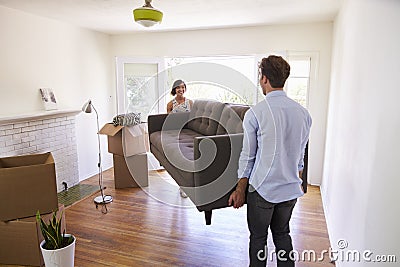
[205,210,212,225]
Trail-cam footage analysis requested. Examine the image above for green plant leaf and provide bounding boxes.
[36,209,71,250]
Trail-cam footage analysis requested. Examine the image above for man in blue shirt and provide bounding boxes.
[229,55,312,267]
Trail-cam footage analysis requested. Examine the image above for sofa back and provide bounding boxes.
[216,104,250,134]
[187,100,225,136]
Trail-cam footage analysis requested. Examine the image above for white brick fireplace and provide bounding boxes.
[0,110,80,192]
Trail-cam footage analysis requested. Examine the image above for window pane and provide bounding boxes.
[185,83,247,104]
[286,77,308,107]
[165,56,257,105]
[124,63,158,120]
[125,76,157,119]
[290,59,310,77]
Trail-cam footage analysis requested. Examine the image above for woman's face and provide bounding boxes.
[175,83,186,96]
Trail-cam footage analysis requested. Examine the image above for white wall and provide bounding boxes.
[0,6,114,181]
[111,23,333,185]
[322,0,400,265]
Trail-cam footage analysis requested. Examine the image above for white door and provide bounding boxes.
[115,57,164,170]
[115,57,164,121]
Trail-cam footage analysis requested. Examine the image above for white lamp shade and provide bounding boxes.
[82,100,92,113]
[136,19,160,27]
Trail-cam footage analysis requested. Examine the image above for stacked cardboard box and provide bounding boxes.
[0,205,65,266]
[99,123,149,189]
[0,152,61,266]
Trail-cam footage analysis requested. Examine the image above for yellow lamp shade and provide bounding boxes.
[133,7,163,27]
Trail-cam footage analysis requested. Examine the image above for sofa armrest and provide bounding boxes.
[147,114,168,135]
[147,112,190,135]
[193,133,244,208]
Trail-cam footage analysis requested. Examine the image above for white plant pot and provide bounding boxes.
[40,234,75,267]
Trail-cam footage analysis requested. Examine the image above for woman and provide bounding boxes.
[167,79,193,114]
[166,80,193,198]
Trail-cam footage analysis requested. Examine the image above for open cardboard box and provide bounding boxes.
[99,123,148,157]
[0,152,58,221]
[99,123,149,189]
[0,205,66,266]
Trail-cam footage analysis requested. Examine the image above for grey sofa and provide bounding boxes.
[148,100,250,224]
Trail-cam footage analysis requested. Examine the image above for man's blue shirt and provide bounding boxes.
[238,90,312,203]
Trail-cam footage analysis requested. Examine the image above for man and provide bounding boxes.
[229,55,312,267]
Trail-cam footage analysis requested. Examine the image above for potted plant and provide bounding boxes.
[36,210,76,267]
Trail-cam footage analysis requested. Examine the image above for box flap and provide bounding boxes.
[124,124,145,137]
[44,153,54,164]
[0,152,53,169]
[99,123,123,136]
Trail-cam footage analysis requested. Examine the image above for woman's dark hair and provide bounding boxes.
[259,56,290,88]
[171,80,186,96]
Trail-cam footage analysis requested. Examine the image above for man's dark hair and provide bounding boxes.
[171,79,186,96]
[260,56,291,88]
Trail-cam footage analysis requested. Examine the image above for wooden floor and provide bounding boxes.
[53,168,332,267]
[3,169,332,267]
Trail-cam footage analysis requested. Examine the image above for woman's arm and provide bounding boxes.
[167,101,173,113]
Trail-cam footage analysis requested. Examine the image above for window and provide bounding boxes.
[164,56,259,106]
[115,53,315,118]
[286,56,312,108]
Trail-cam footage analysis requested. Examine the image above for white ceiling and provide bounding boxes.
[0,0,342,34]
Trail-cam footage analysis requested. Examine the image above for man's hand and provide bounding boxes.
[228,178,248,209]
[229,190,246,208]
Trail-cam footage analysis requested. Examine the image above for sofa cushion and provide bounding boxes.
[187,100,225,136]
[150,144,195,188]
[216,104,250,134]
[150,128,203,161]
[150,129,204,188]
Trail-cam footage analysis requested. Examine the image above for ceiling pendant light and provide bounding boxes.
[133,0,163,27]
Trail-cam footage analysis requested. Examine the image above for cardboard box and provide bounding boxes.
[113,153,148,188]
[99,123,147,157]
[0,152,58,221]
[0,205,66,266]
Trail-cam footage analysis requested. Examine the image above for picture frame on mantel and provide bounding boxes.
[39,88,58,111]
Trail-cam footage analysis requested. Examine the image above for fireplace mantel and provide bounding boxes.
[0,108,81,192]
[0,109,81,125]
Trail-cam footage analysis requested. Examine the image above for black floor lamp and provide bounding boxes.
[82,100,113,206]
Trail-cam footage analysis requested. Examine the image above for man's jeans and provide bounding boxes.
[247,190,297,267]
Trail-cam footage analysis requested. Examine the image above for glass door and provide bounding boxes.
[115,57,164,171]
[116,57,164,121]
